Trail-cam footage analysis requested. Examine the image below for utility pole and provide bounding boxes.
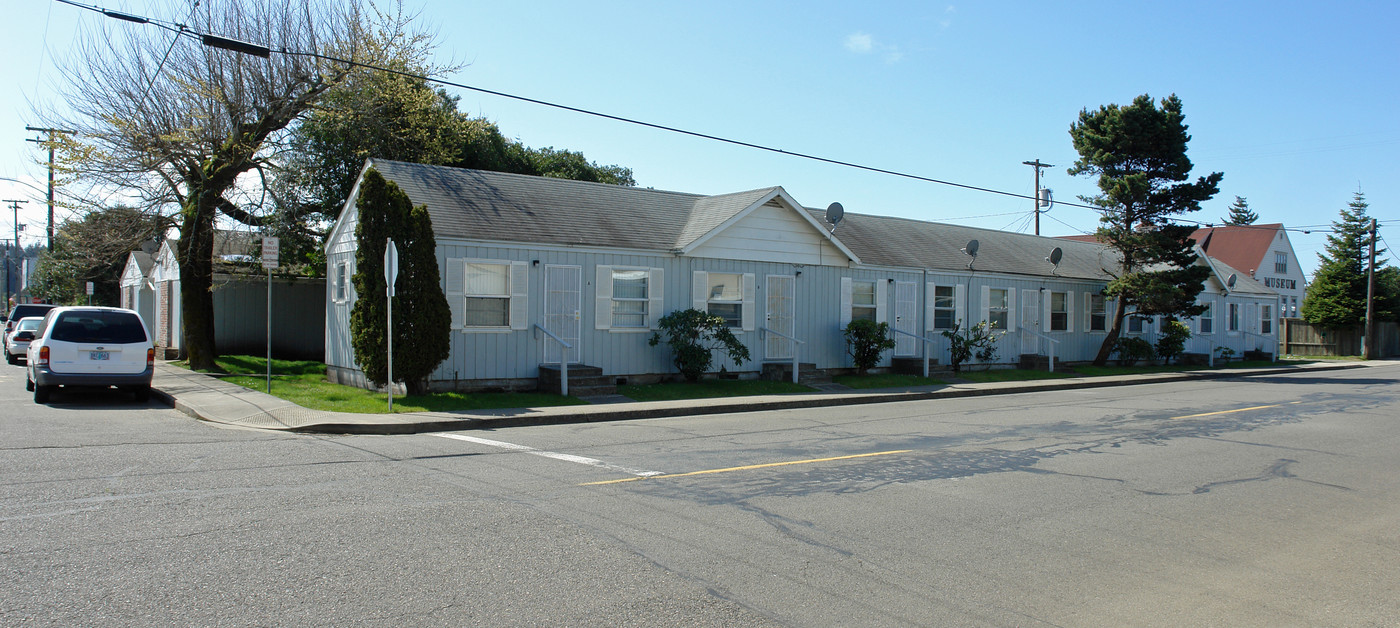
[1023,159,1054,235]
[2,199,24,305]
[25,126,73,251]
[1363,217,1377,360]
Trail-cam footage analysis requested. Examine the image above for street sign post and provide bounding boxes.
[262,237,278,393]
[384,239,399,411]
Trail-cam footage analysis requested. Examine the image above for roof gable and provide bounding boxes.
[1190,224,1283,275]
[679,188,858,264]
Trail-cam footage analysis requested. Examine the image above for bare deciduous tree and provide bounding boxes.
[43,0,419,370]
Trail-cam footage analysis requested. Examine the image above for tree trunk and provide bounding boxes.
[177,194,219,372]
[1093,296,1128,366]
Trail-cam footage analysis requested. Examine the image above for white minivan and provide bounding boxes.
[26,306,155,404]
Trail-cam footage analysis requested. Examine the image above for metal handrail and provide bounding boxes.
[759,327,805,383]
[533,324,574,396]
[1242,330,1277,362]
[1019,327,1061,372]
[891,328,938,377]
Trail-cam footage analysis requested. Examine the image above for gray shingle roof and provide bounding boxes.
[815,210,1118,280]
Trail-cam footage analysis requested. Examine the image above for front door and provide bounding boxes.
[894,281,918,356]
[1021,288,1040,354]
[766,275,795,360]
[543,265,580,364]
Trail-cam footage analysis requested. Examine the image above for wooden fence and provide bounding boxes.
[1280,318,1400,358]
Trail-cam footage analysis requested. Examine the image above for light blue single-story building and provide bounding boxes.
[324,159,1280,392]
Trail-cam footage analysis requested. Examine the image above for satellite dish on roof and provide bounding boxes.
[825,202,844,232]
[1046,246,1063,275]
[1226,273,1237,288]
[961,239,979,269]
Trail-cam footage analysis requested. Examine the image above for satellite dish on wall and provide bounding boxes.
[1226,273,1237,288]
[1046,246,1063,275]
[826,202,844,231]
[961,239,979,269]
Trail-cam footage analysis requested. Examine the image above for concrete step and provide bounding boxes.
[1019,354,1051,371]
[892,356,943,376]
[538,364,616,396]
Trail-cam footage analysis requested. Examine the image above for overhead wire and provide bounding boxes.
[49,0,1400,244]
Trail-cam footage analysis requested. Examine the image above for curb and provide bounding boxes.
[153,362,1366,435]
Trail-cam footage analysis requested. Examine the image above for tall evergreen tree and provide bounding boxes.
[1068,94,1223,365]
[1302,191,1396,326]
[349,168,450,394]
[1221,196,1258,225]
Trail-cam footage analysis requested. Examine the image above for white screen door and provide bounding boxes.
[1021,289,1040,353]
[766,275,795,360]
[544,265,580,364]
[894,281,917,356]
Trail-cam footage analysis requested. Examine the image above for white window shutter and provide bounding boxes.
[445,258,465,329]
[924,282,936,332]
[1043,294,1052,332]
[741,273,756,331]
[875,280,888,324]
[840,277,853,327]
[980,285,990,326]
[1006,288,1017,332]
[595,265,612,330]
[692,271,708,312]
[509,261,529,330]
[1065,290,1075,332]
[648,268,665,330]
[954,284,967,329]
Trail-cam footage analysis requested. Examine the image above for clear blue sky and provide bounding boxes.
[3,1,1397,278]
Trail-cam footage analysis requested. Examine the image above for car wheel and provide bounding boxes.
[25,375,34,392]
[132,385,151,403]
[4,351,13,366]
[34,384,51,404]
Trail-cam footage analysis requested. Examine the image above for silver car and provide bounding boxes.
[5,316,44,365]
[26,307,154,404]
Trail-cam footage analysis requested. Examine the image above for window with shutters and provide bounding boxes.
[1088,293,1106,331]
[706,273,742,328]
[1049,291,1068,331]
[1198,301,1214,334]
[612,269,650,328]
[851,281,877,322]
[464,262,510,327]
[932,285,956,329]
[987,288,1009,330]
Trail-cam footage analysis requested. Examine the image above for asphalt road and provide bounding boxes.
[3,362,1398,626]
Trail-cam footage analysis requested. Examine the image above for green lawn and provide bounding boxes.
[618,379,813,401]
[182,355,587,414]
[832,373,948,389]
[954,368,1079,383]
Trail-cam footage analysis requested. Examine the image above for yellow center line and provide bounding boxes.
[580,450,912,486]
[1173,404,1282,420]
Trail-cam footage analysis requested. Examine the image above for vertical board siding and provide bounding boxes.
[213,276,327,360]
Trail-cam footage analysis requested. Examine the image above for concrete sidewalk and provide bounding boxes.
[148,360,1379,435]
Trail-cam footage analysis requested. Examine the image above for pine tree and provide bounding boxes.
[349,168,451,394]
[1220,196,1258,225]
[1068,94,1223,365]
[1302,191,1394,327]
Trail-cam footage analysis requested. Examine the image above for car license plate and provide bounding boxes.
[90,351,110,361]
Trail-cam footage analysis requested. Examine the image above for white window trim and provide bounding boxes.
[840,277,887,327]
[980,285,1016,332]
[447,258,528,332]
[692,270,755,331]
[925,282,965,332]
[1045,290,1074,332]
[1198,298,1215,335]
[1085,292,1107,333]
[597,265,664,332]
[333,260,351,304]
[1227,302,1241,334]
